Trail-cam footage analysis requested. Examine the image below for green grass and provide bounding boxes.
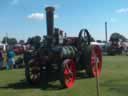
[0,56,128,96]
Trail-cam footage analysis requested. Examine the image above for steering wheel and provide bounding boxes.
[78,29,91,45]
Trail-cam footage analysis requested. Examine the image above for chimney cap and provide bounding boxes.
[45,6,55,12]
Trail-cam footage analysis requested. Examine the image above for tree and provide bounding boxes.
[96,40,102,43]
[2,37,8,44]
[2,37,17,45]
[27,37,32,44]
[19,40,25,45]
[27,36,41,49]
[102,41,107,43]
[32,36,41,44]
[8,38,17,45]
[110,33,127,42]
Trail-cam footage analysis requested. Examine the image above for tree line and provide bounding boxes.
[2,36,41,46]
[1,32,127,46]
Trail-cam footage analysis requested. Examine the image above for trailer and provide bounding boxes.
[24,6,102,88]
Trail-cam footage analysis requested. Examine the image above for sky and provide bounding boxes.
[0,0,128,42]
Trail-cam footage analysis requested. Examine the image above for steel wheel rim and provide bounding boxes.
[91,45,102,77]
[63,60,76,88]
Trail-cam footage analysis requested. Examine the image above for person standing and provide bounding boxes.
[6,49,15,70]
[0,49,3,70]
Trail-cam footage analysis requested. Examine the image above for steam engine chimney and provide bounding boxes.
[45,6,55,45]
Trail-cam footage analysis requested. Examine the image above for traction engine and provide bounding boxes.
[24,6,102,88]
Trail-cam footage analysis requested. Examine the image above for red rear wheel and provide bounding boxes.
[91,45,102,77]
[60,59,76,88]
[86,45,102,77]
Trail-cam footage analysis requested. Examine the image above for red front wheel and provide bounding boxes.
[60,59,76,88]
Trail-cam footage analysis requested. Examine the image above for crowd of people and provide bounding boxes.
[0,48,16,70]
[0,44,33,70]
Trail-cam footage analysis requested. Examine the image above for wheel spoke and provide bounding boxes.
[64,69,69,75]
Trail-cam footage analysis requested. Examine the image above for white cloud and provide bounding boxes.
[116,8,128,14]
[11,0,19,5]
[27,13,45,20]
[27,13,59,21]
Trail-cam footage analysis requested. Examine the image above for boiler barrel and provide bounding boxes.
[61,46,77,58]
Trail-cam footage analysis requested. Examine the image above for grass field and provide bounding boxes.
[0,56,128,96]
